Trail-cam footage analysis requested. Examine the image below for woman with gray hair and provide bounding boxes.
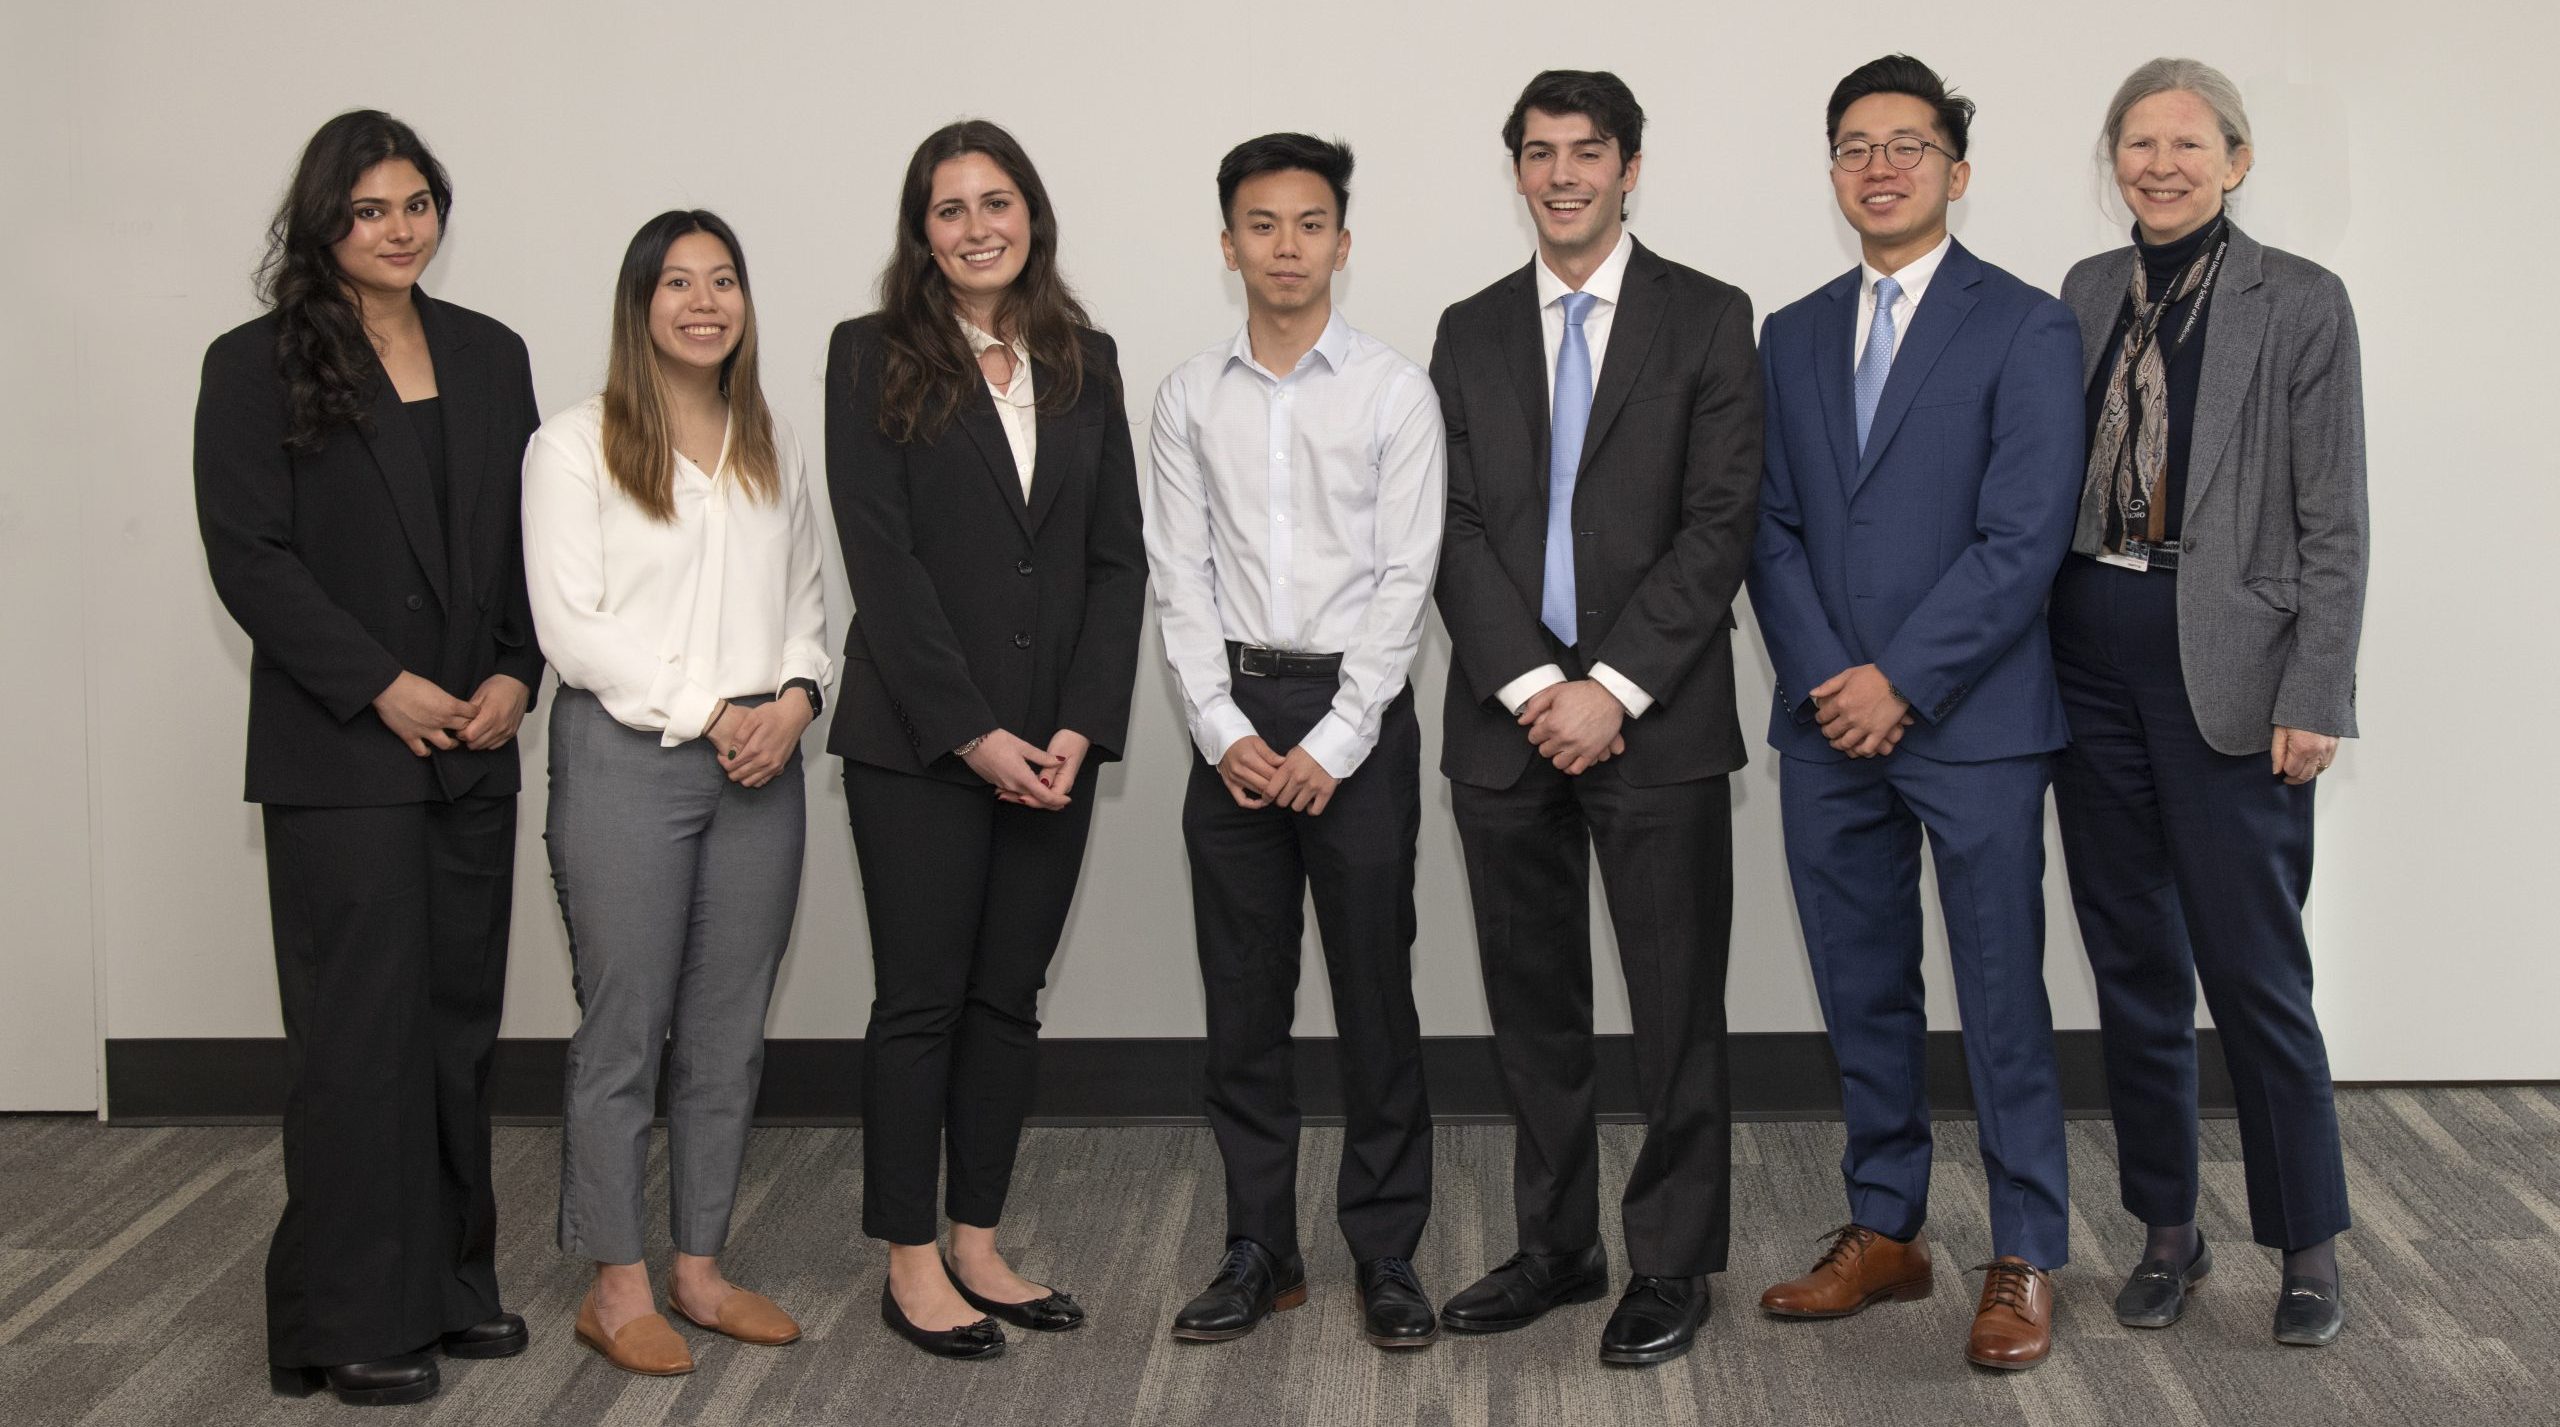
[2049,57,2365,1348]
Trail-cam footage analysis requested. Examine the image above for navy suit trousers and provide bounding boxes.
[1779,746,2070,1269]
[2050,556,2350,1251]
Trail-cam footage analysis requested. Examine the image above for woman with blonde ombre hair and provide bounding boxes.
[523,208,832,1375]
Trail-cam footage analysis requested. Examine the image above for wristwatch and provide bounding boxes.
[781,677,824,718]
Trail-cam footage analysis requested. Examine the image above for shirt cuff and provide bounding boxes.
[1494,664,1568,716]
[1589,662,1655,719]
[1195,701,1259,768]
[1295,712,1369,781]
[664,679,721,748]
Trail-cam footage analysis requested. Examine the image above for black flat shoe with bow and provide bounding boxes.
[946,1257,1086,1332]
[880,1278,1006,1360]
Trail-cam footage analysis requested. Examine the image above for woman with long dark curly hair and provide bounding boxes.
[194,109,542,1406]
[823,119,1146,1359]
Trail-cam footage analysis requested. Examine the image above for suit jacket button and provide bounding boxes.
[1016,559,1035,576]
[406,594,424,611]
[1013,633,1032,649]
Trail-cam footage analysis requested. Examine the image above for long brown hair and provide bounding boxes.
[602,210,779,521]
[257,110,452,452]
[872,120,1092,443]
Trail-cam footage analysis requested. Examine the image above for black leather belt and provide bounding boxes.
[1228,642,1343,679]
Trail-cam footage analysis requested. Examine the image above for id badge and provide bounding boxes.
[2094,542,2150,573]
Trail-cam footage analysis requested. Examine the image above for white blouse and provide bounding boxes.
[522,395,833,745]
[960,317,1037,497]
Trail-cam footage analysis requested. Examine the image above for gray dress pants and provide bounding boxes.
[548,688,805,1263]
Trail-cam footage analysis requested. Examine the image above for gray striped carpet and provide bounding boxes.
[4,1088,2555,1425]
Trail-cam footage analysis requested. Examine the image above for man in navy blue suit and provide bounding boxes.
[1746,55,2082,1372]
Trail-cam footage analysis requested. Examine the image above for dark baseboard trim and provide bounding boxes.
[103,1031,2230,1126]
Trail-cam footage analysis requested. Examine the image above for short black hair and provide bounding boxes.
[1217,133,1353,227]
[1503,70,1645,161]
[1826,54,1975,158]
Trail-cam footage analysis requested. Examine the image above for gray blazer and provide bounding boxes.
[2062,223,2368,754]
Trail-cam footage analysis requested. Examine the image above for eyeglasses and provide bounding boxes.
[1830,138,1955,172]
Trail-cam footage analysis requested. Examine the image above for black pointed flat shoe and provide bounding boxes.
[880,1278,1006,1360]
[269,1348,440,1406]
[2114,1242,2212,1329]
[946,1257,1087,1332]
[2273,1275,2344,1346]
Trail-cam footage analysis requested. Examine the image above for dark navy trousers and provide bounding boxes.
[1779,747,2071,1270]
[2049,556,2350,1251]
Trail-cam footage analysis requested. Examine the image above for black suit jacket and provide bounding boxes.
[1430,240,1763,789]
[195,293,544,807]
[822,316,1147,783]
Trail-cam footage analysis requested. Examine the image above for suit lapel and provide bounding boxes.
[356,305,449,610]
[1811,269,1862,492]
[1024,354,1071,534]
[1852,240,1983,495]
[957,384,1034,538]
[2070,249,2136,386]
[1577,244,1664,473]
[1498,262,1550,468]
[2185,228,2267,521]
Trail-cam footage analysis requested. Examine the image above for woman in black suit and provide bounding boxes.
[825,119,1146,1359]
[194,110,542,1406]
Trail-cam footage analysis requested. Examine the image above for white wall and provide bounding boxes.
[22,0,2555,1101]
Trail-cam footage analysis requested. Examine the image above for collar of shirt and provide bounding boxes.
[1224,306,1355,384]
[957,317,1035,406]
[1534,226,1635,315]
[1857,232,1954,322]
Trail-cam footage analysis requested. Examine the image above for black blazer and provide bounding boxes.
[1430,240,1763,789]
[822,316,1146,783]
[195,293,544,807]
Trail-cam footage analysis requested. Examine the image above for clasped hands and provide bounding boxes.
[1519,679,1627,776]
[1811,664,1913,758]
[961,727,1091,810]
[372,671,529,758]
[1217,736,1337,814]
[706,687,815,788]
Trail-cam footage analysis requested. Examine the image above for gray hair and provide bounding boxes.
[2101,57,2254,159]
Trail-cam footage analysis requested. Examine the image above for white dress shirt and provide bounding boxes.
[1852,232,1953,375]
[523,395,833,745]
[1146,308,1446,779]
[961,318,1037,498]
[1496,226,1654,719]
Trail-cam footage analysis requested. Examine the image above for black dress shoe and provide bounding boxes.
[1355,1257,1438,1349]
[2114,1242,2212,1329]
[1440,1245,1610,1334]
[440,1310,529,1358]
[946,1256,1087,1332]
[269,1349,440,1406]
[879,1279,1005,1360]
[2273,1275,2344,1346]
[1169,1238,1307,1342]
[1599,1275,1709,1367]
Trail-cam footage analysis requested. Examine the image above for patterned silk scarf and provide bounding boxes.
[2083,219,2229,554]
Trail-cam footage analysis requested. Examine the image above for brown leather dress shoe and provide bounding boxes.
[1761,1225,1934,1318]
[575,1293,695,1376]
[670,1282,802,1346]
[1965,1257,2054,1370]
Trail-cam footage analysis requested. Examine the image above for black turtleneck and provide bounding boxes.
[2084,215,2222,546]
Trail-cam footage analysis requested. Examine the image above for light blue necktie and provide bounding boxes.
[1543,291,1598,647]
[1854,274,1902,454]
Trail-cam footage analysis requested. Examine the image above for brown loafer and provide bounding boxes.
[1762,1225,1934,1318]
[575,1294,694,1376]
[1965,1257,2054,1370]
[669,1282,802,1346]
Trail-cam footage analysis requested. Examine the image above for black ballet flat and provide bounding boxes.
[269,1349,440,1406]
[880,1278,1006,1360]
[946,1257,1087,1331]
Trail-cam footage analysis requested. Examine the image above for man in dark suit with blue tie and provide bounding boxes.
[1746,55,2083,1371]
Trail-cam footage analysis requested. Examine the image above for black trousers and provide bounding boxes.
[845,760,1097,1245]
[259,795,514,1368]
[2050,556,2350,1251]
[1182,676,1430,1264]
[1452,759,1734,1278]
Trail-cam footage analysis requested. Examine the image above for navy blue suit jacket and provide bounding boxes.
[1747,239,2081,765]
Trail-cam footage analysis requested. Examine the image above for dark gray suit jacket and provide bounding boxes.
[1430,240,1762,789]
[2062,223,2367,752]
